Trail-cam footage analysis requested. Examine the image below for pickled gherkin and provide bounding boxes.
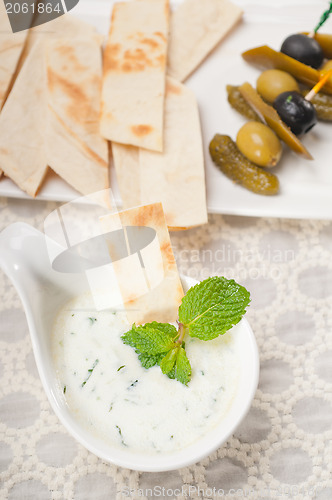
[226,85,262,121]
[209,134,279,196]
[301,89,332,121]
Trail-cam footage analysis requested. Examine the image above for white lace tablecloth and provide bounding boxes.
[0,197,331,499]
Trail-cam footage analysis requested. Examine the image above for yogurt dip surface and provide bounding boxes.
[52,293,241,454]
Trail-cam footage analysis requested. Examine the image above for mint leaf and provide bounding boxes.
[160,347,178,375]
[166,365,176,380]
[138,352,165,369]
[178,276,250,340]
[160,346,191,385]
[122,323,177,354]
[146,322,178,339]
[175,347,191,386]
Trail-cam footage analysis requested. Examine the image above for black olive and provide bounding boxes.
[281,34,324,69]
[273,91,317,136]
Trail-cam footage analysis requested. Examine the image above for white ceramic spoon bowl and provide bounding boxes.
[0,222,259,472]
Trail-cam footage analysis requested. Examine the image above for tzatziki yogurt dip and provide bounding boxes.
[52,292,241,454]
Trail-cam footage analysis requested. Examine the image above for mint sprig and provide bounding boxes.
[179,276,250,340]
[121,277,250,386]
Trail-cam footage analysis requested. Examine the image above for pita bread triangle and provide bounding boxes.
[45,36,109,195]
[100,0,169,152]
[99,202,184,324]
[0,17,109,197]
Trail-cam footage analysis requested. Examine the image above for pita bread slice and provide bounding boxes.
[46,109,109,196]
[0,41,48,197]
[45,36,109,195]
[168,0,242,82]
[111,142,141,209]
[0,2,28,110]
[139,78,207,229]
[99,202,184,324]
[46,36,109,194]
[100,0,169,152]
[17,14,99,72]
[112,77,207,229]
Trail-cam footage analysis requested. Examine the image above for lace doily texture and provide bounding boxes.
[0,198,331,500]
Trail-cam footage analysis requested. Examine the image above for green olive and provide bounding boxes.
[257,69,299,103]
[236,121,282,168]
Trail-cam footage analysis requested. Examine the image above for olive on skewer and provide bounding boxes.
[280,34,324,69]
[273,69,332,135]
[280,1,332,69]
[256,69,299,103]
[274,91,317,135]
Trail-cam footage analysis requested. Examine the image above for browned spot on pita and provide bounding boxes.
[48,68,99,127]
[161,241,176,267]
[154,31,167,42]
[122,61,145,72]
[54,44,74,58]
[128,203,156,227]
[157,54,166,67]
[140,37,160,50]
[0,147,8,155]
[121,48,153,72]
[131,124,153,137]
[110,4,119,23]
[48,68,82,99]
[104,43,121,71]
[166,80,182,95]
[164,1,169,19]
[55,45,86,73]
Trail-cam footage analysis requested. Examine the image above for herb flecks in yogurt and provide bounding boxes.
[116,425,127,447]
[52,290,245,453]
[81,359,99,388]
[122,277,250,386]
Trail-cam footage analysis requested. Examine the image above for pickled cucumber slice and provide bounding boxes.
[301,89,332,121]
[226,85,262,121]
[242,45,332,95]
[239,82,313,160]
[209,134,279,195]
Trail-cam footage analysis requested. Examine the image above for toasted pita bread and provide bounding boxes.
[45,36,109,195]
[100,0,169,152]
[0,29,108,197]
[168,0,242,82]
[112,77,208,229]
[111,142,141,209]
[139,77,207,228]
[0,2,28,110]
[99,202,184,324]
[0,41,48,196]
[17,14,99,72]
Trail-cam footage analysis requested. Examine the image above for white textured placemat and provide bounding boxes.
[0,197,331,499]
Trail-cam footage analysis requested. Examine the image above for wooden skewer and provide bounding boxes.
[305,69,332,101]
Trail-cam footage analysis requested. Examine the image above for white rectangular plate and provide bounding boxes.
[1,1,331,219]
